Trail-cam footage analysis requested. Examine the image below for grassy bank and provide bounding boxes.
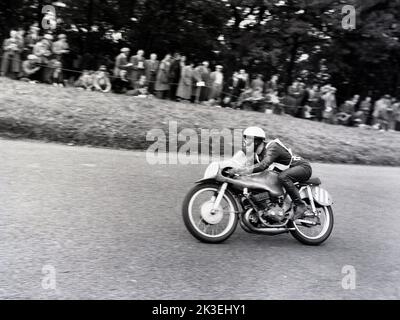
[0,77,399,166]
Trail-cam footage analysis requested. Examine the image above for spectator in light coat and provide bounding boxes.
[208,65,224,101]
[177,61,195,101]
[1,30,22,79]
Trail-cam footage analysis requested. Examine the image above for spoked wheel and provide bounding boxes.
[182,183,238,243]
[289,206,334,246]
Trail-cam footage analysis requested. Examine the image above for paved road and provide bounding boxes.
[0,138,399,299]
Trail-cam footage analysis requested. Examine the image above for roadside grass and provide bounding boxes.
[0,77,399,166]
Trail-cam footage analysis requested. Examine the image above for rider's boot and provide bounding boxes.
[293,200,308,220]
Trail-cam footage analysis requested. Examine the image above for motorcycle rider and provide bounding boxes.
[230,127,312,220]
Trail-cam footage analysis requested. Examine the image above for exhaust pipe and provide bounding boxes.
[240,210,295,235]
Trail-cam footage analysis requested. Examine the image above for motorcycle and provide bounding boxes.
[182,151,334,245]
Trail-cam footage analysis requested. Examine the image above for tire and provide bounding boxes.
[182,183,239,244]
[289,206,334,246]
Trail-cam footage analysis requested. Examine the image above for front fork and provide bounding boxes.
[211,183,228,213]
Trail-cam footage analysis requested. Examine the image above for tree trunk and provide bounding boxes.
[285,36,299,89]
[87,0,94,28]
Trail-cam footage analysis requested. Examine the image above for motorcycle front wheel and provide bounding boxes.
[289,205,334,246]
[182,183,239,244]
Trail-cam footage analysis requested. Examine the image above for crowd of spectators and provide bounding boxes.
[1,25,400,132]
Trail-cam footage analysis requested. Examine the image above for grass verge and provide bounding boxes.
[0,77,399,166]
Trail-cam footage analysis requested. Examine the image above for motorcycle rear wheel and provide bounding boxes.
[182,183,239,244]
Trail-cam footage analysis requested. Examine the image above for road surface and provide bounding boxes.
[0,138,399,299]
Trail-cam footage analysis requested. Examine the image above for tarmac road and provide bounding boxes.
[0,138,399,299]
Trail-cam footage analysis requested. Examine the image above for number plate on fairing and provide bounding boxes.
[311,186,333,206]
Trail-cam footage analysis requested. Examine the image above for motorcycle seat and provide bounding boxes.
[301,177,321,186]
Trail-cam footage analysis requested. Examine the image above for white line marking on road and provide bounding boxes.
[81,164,97,167]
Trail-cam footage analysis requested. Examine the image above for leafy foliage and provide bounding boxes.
[1,0,400,99]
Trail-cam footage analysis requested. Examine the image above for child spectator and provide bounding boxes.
[93,65,112,93]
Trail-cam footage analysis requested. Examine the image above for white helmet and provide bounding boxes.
[243,127,266,140]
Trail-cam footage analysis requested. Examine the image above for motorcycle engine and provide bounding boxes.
[251,192,285,224]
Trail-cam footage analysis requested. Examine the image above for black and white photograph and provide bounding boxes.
[0,0,399,308]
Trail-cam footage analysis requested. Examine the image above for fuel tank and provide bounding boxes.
[224,170,284,197]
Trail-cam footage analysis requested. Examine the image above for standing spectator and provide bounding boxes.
[265,74,280,94]
[112,70,131,94]
[52,34,69,60]
[349,94,361,111]
[16,28,27,61]
[373,95,391,131]
[1,30,22,79]
[226,71,246,107]
[130,49,146,86]
[238,69,249,88]
[251,74,264,91]
[194,61,211,103]
[21,54,41,82]
[41,34,54,83]
[93,65,112,93]
[387,98,397,131]
[177,61,195,102]
[321,86,337,124]
[308,84,323,121]
[145,53,159,95]
[297,82,309,118]
[393,100,400,131]
[209,65,224,101]
[358,97,373,125]
[24,24,40,54]
[113,48,132,78]
[52,34,69,83]
[285,80,302,116]
[168,53,183,100]
[155,54,172,99]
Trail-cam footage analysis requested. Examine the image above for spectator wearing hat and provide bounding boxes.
[145,53,159,95]
[194,61,211,103]
[130,49,146,87]
[155,54,172,99]
[1,30,22,79]
[93,65,112,93]
[21,54,41,82]
[113,48,132,78]
[209,65,224,101]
